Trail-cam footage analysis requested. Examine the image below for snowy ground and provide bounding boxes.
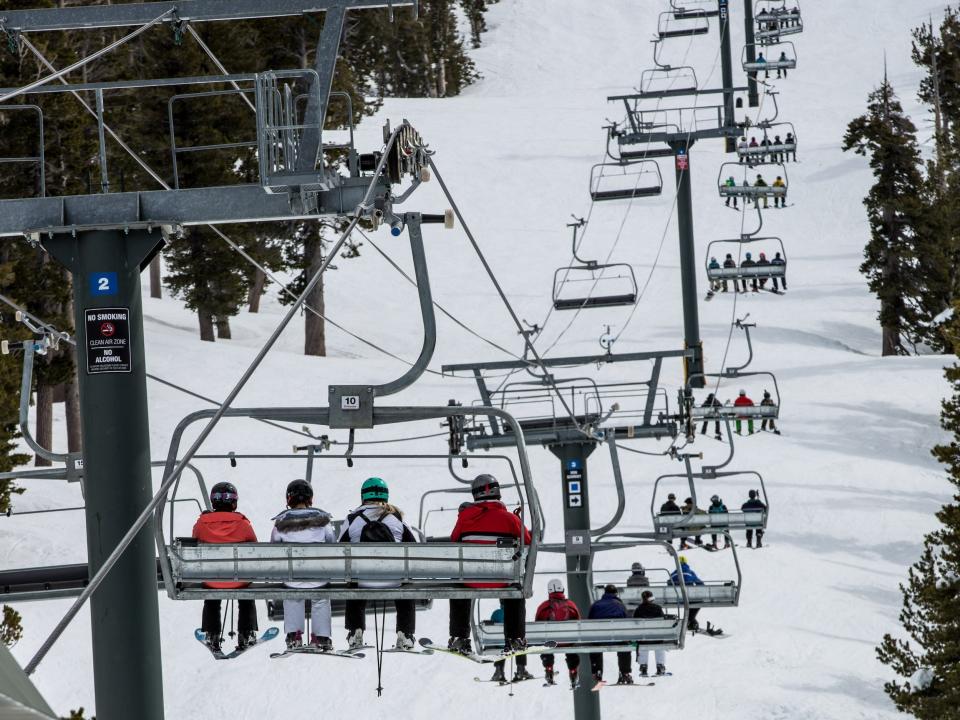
[2,1,955,718]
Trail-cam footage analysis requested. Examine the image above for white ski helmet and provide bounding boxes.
[547,578,565,594]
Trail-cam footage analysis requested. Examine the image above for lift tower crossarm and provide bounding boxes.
[0,0,416,33]
[441,348,691,375]
[607,86,749,102]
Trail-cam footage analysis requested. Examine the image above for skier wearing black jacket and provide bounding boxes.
[742,490,767,548]
[633,591,667,676]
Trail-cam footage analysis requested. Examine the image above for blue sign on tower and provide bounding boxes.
[90,272,118,297]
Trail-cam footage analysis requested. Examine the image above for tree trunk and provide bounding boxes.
[247,269,267,313]
[198,307,215,342]
[438,58,447,97]
[65,370,83,454]
[35,382,53,467]
[52,383,66,404]
[304,235,326,357]
[215,317,232,340]
[149,256,162,299]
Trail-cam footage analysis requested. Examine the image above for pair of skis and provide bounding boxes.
[418,638,557,665]
[272,643,431,660]
[194,627,280,660]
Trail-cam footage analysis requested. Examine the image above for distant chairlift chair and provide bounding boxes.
[590,160,663,201]
[657,10,710,39]
[552,218,638,310]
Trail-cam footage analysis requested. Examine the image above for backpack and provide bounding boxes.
[543,598,577,622]
[349,509,398,543]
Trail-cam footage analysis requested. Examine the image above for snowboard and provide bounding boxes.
[270,645,365,660]
[418,638,557,664]
[691,624,730,639]
[195,627,279,660]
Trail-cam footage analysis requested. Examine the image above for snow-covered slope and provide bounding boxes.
[2,2,954,718]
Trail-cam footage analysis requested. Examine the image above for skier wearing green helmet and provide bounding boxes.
[339,477,419,651]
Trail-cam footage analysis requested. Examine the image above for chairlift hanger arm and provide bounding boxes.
[0,0,417,33]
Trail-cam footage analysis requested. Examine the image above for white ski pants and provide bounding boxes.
[637,649,666,667]
[283,599,332,638]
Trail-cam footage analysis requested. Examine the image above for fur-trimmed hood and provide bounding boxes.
[272,507,332,532]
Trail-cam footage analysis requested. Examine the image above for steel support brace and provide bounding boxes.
[669,144,705,388]
[718,0,736,152]
[0,179,388,237]
[744,0,759,107]
[548,442,600,720]
[0,0,414,33]
[297,5,346,172]
[43,227,165,720]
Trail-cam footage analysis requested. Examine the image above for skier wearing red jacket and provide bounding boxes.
[536,579,581,686]
[733,389,756,435]
[448,474,533,683]
[192,481,259,653]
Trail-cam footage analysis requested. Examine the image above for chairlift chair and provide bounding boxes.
[639,66,699,96]
[474,538,687,654]
[741,41,797,73]
[689,370,780,423]
[552,218,638,310]
[155,406,544,601]
[755,0,803,41]
[737,122,798,163]
[670,0,719,19]
[705,236,787,291]
[651,469,770,536]
[590,160,663,201]
[717,161,788,200]
[590,532,742,609]
[657,10,710,39]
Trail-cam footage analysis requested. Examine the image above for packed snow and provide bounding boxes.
[1,1,954,718]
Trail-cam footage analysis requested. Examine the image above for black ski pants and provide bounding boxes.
[541,653,580,672]
[202,599,257,637]
[450,598,527,666]
[345,599,416,636]
[589,651,631,679]
[746,528,765,545]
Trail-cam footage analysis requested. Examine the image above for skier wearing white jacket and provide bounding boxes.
[339,477,419,651]
[271,479,336,650]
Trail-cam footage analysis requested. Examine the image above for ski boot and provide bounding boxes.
[756,538,764,548]
[346,629,364,650]
[746,538,753,548]
[688,619,700,634]
[447,636,473,656]
[310,635,333,652]
[394,631,415,651]
[512,667,534,683]
[237,630,258,650]
[490,664,507,684]
[544,666,555,685]
[617,673,634,685]
[285,631,303,650]
[679,541,691,550]
[204,632,222,654]
[656,664,667,676]
[638,664,648,677]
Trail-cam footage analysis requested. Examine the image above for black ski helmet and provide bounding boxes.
[748,489,758,500]
[471,473,501,501]
[286,479,313,507]
[210,481,238,511]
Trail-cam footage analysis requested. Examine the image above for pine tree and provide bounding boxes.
[910,10,960,351]
[877,303,960,718]
[842,74,927,356]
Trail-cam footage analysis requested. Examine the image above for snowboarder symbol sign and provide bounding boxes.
[85,307,131,374]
